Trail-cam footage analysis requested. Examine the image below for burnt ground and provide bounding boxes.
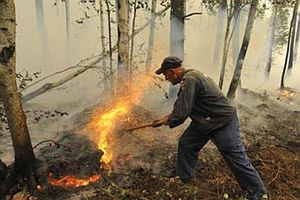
[11,89,300,200]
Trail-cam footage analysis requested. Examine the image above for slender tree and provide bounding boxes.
[117,0,130,95]
[218,0,234,89]
[265,5,277,80]
[293,8,300,63]
[281,0,299,88]
[65,0,70,47]
[99,0,109,90]
[232,0,242,68]
[170,0,185,59]
[287,0,300,73]
[227,0,258,99]
[0,0,37,192]
[129,0,138,77]
[213,0,227,68]
[35,0,49,56]
[105,0,114,94]
[146,0,157,72]
[169,0,185,99]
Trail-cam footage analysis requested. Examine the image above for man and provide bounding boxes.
[153,56,268,200]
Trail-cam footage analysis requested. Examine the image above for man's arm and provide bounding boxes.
[168,78,198,128]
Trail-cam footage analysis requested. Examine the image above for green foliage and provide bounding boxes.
[203,0,220,15]
[159,0,170,7]
[274,5,292,54]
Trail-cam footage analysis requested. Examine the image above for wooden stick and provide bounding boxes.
[123,123,154,132]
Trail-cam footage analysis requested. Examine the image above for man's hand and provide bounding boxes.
[152,115,169,127]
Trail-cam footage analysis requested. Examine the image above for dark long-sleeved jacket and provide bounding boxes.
[168,69,235,133]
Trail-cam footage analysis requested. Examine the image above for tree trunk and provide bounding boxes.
[232,0,241,68]
[227,0,258,99]
[117,0,130,95]
[129,0,138,77]
[65,0,70,47]
[213,0,227,68]
[218,1,233,89]
[105,0,114,95]
[293,8,300,63]
[145,0,157,73]
[0,0,36,191]
[281,0,299,88]
[99,0,109,91]
[287,0,300,74]
[35,0,49,56]
[170,0,185,59]
[169,0,185,99]
[265,5,277,80]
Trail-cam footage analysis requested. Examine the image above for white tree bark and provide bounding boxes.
[146,0,158,72]
[0,0,36,188]
[227,0,258,99]
[117,0,130,95]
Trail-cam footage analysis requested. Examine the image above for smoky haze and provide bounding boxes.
[0,0,298,164]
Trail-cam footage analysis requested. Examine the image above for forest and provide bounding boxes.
[0,0,299,199]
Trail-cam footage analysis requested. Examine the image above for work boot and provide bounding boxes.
[243,191,270,200]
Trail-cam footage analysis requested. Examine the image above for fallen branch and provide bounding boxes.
[22,64,103,103]
[22,5,170,103]
[33,139,66,149]
[24,55,100,90]
[267,164,281,186]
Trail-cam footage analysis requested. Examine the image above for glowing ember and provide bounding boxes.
[37,184,43,191]
[48,173,101,188]
[279,90,296,98]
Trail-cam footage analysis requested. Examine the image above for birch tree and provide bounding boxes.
[99,0,109,90]
[218,1,234,89]
[146,0,157,72]
[287,0,300,73]
[293,9,300,63]
[105,0,114,94]
[0,0,37,192]
[65,0,71,47]
[232,0,242,67]
[281,0,299,88]
[227,0,258,99]
[169,0,185,99]
[117,0,130,95]
[265,5,277,80]
[213,0,227,68]
[35,0,48,55]
[129,0,138,77]
[170,0,185,59]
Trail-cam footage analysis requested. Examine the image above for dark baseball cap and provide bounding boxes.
[155,56,183,75]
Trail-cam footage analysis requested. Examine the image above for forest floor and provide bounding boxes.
[8,88,300,200]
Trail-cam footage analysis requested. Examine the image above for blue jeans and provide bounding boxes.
[176,112,266,198]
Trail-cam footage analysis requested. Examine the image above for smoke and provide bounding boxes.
[7,0,299,172]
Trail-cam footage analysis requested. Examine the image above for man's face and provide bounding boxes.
[163,68,180,85]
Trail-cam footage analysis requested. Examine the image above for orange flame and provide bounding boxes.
[47,72,153,188]
[92,101,129,166]
[89,73,153,168]
[278,89,297,104]
[48,173,101,188]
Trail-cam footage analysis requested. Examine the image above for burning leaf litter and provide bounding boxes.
[48,173,101,188]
